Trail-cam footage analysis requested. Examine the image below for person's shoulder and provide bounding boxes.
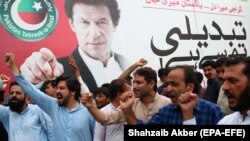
[114,52,130,70]
[198,98,222,111]
[217,112,238,124]
[156,93,172,105]
[159,103,176,113]
[100,103,113,111]
[114,52,128,62]
[28,104,44,111]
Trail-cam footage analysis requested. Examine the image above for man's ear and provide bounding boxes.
[68,19,75,32]
[150,81,156,88]
[186,83,194,92]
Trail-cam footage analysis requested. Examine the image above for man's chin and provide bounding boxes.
[134,93,140,98]
[57,100,63,106]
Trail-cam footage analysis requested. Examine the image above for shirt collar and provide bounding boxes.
[19,104,29,115]
[78,47,115,67]
[65,103,83,113]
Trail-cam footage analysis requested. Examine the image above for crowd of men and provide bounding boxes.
[1,0,250,140]
[1,52,250,141]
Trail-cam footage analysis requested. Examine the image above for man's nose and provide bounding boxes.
[88,24,101,39]
[56,89,60,93]
[11,92,18,96]
[222,81,229,91]
[165,85,173,93]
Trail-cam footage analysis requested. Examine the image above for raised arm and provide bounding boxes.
[81,93,106,124]
[5,52,56,115]
[118,58,147,80]
[68,55,90,95]
[120,91,137,124]
[178,91,199,124]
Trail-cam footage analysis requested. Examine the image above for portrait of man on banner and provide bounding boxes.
[20,0,130,92]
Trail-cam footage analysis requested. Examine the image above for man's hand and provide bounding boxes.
[5,52,15,68]
[135,58,148,67]
[0,74,10,90]
[178,92,198,120]
[5,52,20,76]
[68,55,80,77]
[0,74,10,84]
[20,48,64,84]
[178,92,198,111]
[120,91,137,125]
[81,93,94,108]
[120,91,135,110]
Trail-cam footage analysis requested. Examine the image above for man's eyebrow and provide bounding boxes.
[99,17,109,21]
[166,80,174,83]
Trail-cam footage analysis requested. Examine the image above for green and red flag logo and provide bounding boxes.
[0,0,58,41]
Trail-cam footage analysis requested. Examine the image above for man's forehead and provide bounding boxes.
[203,65,213,70]
[167,68,185,80]
[58,81,67,86]
[134,74,144,79]
[10,85,22,90]
[224,63,245,77]
[73,4,111,18]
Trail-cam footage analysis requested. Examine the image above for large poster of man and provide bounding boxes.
[1,0,249,93]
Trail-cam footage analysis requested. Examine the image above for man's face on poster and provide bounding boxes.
[69,3,116,61]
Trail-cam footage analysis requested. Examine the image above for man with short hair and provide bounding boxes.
[94,79,131,141]
[218,57,250,124]
[40,80,57,98]
[93,86,110,109]
[82,67,172,125]
[202,60,221,103]
[214,57,233,115]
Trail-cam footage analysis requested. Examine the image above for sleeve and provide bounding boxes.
[136,107,167,125]
[15,75,57,116]
[39,107,54,141]
[77,76,90,94]
[103,108,126,125]
[93,122,106,141]
[212,104,225,124]
[0,105,9,125]
[89,113,96,139]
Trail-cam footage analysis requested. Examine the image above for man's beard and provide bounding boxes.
[9,98,26,113]
[226,83,250,112]
[57,93,70,107]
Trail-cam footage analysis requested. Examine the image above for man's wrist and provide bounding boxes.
[182,111,194,121]
[11,65,21,76]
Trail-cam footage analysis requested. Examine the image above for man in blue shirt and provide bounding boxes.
[0,81,54,141]
[121,65,224,125]
[5,52,95,141]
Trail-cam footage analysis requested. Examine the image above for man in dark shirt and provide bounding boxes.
[202,60,221,103]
